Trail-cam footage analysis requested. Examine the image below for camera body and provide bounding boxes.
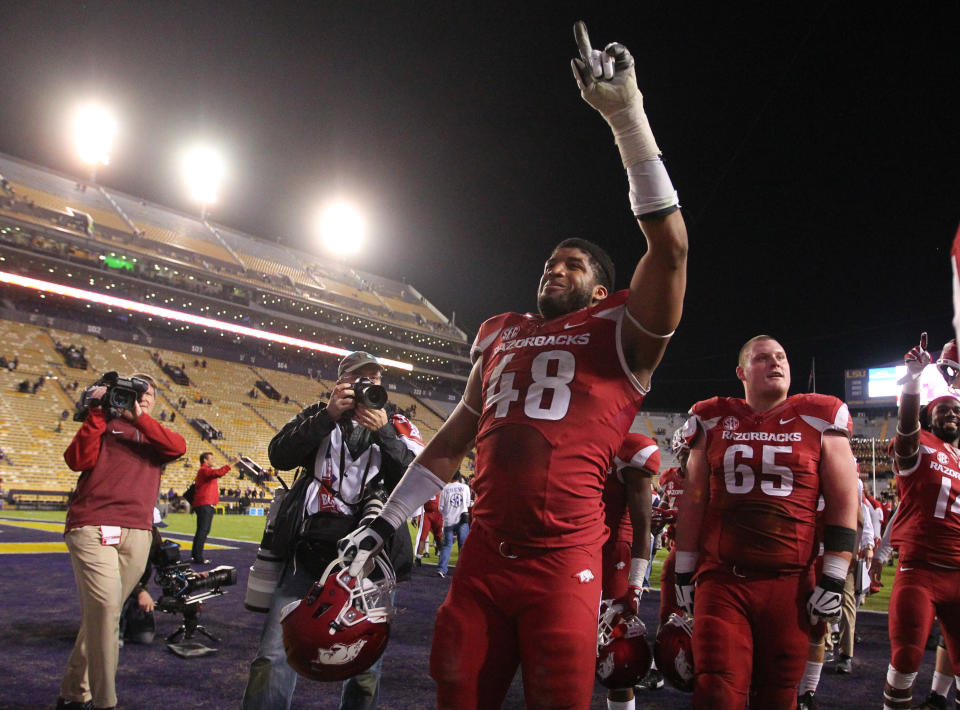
[74,371,150,421]
[353,377,388,410]
[153,539,238,612]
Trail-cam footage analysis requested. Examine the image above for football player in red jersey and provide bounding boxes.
[674,335,859,710]
[656,428,688,625]
[875,334,960,710]
[337,21,688,710]
[599,433,659,709]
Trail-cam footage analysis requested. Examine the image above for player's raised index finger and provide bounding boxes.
[574,21,593,62]
[920,332,928,350]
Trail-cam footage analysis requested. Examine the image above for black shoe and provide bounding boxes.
[55,699,93,710]
[414,557,422,567]
[915,690,948,710]
[797,690,816,710]
[836,654,852,674]
[636,667,664,691]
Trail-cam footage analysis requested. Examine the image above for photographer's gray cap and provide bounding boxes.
[338,351,382,378]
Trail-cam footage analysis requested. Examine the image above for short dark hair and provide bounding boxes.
[553,238,615,291]
[200,452,213,464]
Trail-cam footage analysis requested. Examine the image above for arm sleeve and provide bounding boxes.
[133,414,187,462]
[268,402,336,470]
[64,408,107,471]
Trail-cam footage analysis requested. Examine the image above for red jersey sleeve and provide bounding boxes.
[614,432,660,481]
[64,408,108,471]
[794,394,852,438]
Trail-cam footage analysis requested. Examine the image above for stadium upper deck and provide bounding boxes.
[0,152,466,346]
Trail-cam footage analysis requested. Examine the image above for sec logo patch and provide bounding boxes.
[722,416,740,431]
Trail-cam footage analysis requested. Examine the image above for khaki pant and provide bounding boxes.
[60,526,152,708]
[837,568,858,659]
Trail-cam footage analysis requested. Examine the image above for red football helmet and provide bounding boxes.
[938,339,960,389]
[595,602,652,690]
[281,554,396,682]
[654,612,694,692]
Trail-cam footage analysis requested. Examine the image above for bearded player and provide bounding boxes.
[674,335,859,709]
[600,432,659,710]
[338,21,688,710]
[876,334,960,710]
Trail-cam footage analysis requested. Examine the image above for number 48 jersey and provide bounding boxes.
[684,393,852,574]
[470,290,647,549]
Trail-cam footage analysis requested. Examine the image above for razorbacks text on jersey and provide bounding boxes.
[469,290,647,548]
[683,393,852,573]
[891,430,960,567]
[659,466,684,511]
[603,432,661,546]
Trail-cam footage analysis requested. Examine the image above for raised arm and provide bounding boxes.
[572,21,688,388]
[894,332,929,469]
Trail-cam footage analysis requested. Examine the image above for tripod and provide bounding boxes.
[166,601,219,644]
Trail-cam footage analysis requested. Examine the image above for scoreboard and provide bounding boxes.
[845,362,953,408]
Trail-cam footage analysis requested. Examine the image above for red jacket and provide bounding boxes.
[65,408,186,532]
[193,462,232,507]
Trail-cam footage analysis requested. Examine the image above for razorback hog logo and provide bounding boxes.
[312,639,367,667]
[574,569,595,584]
[674,648,693,682]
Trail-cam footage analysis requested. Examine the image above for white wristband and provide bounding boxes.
[901,378,922,395]
[626,158,679,217]
[822,552,849,581]
[675,550,699,575]
[607,99,661,167]
[628,557,649,588]
[379,461,446,531]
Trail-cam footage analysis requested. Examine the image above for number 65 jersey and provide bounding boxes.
[469,290,647,549]
[684,393,852,574]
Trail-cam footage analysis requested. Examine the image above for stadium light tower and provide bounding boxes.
[72,103,117,183]
[318,200,366,257]
[182,145,225,220]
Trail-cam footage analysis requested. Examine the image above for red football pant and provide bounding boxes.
[418,511,443,548]
[693,567,814,710]
[601,538,630,600]
[659,547,682,624]
[889,562,960,675]
[429,524,602,710]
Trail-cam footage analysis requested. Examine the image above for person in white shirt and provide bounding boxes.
[436,473,471,578]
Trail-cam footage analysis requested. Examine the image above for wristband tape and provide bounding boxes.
[628,557,649,588]
[379,461,446,531]
[823,525,857,556]
[675,550,699,575]
[821,552,850,582]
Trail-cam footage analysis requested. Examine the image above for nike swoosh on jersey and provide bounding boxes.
[563,320,588,330]
[779,418,796,425]
[899,567,913,572]
[110,430,124,434]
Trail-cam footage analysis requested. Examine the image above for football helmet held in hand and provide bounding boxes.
[654,613,695,692]
[596,601,652,689]
[281,554,396,682]
[938,339,960,389]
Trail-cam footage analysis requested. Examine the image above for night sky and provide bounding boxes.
[0,2,956,410]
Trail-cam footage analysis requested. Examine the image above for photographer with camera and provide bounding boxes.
[56,373,186,710]
[191,452,240,564]
[241,351,423,710]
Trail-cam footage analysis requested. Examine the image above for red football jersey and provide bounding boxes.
[685,393,852,573]
[890,430,960,567]
[659,466,685,511]
[603,433,661,546]
[470,290,647,547]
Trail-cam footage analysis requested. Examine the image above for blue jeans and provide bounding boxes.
[438,522,469,575]
[240,561,385,710]
[192,505,214,561]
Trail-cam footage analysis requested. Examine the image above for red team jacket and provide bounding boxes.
[470,290,647,549]
[602,433,661,546]
[891,429,960,568]
[684,393,852,574]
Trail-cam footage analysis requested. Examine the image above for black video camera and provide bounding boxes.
[74,371,150,421]
[153,540,238,613]
[353,376,388,410]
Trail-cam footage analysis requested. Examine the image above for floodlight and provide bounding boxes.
[73,103,116,170]
[182,145,225,215]
[319,201,365,256]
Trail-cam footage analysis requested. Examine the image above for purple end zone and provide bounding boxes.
[0,522,937,709]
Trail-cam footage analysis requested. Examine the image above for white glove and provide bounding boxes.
[675,570,695,616]
[337,520,387,578]
[806,576,845,626]
[571,21,660,166]
[898,332,930,394]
